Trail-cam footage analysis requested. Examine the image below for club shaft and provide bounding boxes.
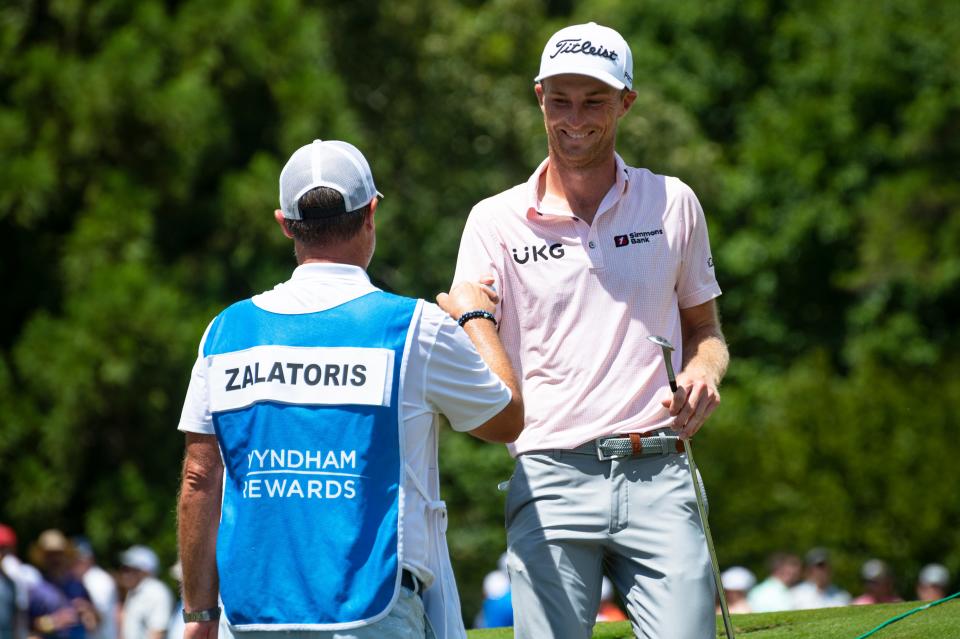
[663,351,678,393]
[683,438,735,639]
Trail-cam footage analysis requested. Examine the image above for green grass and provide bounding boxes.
[467,600,960,638]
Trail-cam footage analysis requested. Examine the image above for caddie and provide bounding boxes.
[453,22,729,639]
[176,139,523,639]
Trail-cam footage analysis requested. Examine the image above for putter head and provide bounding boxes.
[647,335,675,353]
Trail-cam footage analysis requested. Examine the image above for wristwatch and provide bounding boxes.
[182,607,221,623]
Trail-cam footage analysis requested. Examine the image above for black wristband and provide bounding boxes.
[457,310,497,327]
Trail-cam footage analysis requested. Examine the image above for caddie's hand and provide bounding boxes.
[661,372,721,440]
[436,275,499,322]
[183,621,219,639]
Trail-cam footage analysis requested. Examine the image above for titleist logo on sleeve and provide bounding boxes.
[549,38,619,61]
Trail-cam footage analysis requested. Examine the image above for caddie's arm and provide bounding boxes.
[663,299,729,439]
[177,433,224,639]
[436,280,524,442]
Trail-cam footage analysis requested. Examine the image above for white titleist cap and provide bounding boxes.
[535,22,633,90]
[279,139,382,220]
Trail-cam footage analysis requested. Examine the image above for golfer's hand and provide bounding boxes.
[661,373,720,440]
[184,621,218,639]
[436,276,499,322]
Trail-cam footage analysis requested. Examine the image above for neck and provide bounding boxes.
[299,255,368,268]
[541,153,618,225]
[295,242,369,269]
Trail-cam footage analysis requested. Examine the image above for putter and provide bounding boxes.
[647,335,735,639]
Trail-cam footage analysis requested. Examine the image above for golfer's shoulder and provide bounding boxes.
[468,184,528,225]
[664,175,701,204]
[627,165,699,202]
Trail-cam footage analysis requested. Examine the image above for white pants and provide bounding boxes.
[505,445,716,639]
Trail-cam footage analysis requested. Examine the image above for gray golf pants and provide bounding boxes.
[505,445,716,639]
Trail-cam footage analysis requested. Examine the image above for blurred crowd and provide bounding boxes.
[5,522,952,638]
[719,548,953,615]
[0,524,179,639]
[472,547,954,629]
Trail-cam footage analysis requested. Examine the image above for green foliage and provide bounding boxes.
[704,353,960,595]
[1,0,958,626]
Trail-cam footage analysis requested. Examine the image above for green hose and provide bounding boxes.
[854,591,960,638]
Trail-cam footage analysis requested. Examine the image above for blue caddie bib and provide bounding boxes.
[201,290,419,630]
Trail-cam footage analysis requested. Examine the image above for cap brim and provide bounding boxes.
[534,69,627,90]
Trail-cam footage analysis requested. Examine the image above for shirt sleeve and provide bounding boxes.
[177,321,215,435]
[452,209,505,321]
[421,304,512,432]
[674,182,722,309]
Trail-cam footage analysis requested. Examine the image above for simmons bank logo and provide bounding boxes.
[614,229,663,247]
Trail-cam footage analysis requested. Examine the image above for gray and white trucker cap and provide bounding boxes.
[279,139,382,220]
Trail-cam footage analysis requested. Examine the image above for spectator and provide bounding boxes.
[71,539,117,639]
[27,529,97,639]
[116,546,172,639]
[720,566,755,614]
[596,577,627,622]
[916,563,950,602]
[790,548,851,609]
[747,552,802,612]
[475,560,513,629]
[165,562,183,639]
[0,524,38,639]
[853,559,903,605]
[0,526,18,639]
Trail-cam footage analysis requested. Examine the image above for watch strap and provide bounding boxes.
[182,607,221,623]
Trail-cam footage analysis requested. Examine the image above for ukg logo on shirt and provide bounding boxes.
[511,243,566,264]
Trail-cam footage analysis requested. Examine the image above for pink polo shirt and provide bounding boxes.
[453,154,722,455]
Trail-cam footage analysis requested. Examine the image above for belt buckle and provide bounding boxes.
[596,437,618,461]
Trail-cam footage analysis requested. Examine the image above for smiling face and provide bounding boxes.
[536,74,636,170]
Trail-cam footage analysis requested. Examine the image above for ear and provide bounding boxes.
[365,196,378,230]
[274,209,294,238]
[535,82,546,111]
[619,89,638,116]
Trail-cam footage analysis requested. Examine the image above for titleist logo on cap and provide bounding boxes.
[548,38,619,61]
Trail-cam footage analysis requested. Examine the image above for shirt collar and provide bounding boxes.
[524,153,630,219]
[290,262,372,284]
[251,262,379,315]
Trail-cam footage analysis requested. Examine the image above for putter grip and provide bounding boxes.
[669,380,678,393]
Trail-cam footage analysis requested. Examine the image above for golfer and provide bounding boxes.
[177,139,523,639]
[453,22,729,639]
